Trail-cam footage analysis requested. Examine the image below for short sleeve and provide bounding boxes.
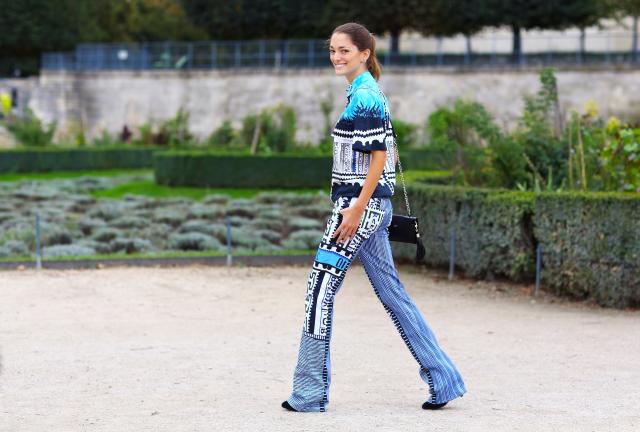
[348,88,387,153]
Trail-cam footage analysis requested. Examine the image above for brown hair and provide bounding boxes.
[331,22,382,81]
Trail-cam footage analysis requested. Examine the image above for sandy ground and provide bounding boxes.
[0,264,638,432]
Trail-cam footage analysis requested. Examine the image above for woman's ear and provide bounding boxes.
[361,49,371,63]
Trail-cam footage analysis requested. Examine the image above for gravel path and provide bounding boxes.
[0,265,638,432]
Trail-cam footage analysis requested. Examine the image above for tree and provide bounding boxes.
[325,0,437,56]
[98,0,206,42]
[559,0,607,60]
[0,0,206,75]
[0,0,106,75]
[421,0,494,62]
[609,0,640,62]
[485,0,605,64]
[182,0,329,39]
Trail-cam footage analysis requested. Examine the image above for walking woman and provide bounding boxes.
[282,22,466,413]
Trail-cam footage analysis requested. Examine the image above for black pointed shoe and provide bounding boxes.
[281,401,298,412]
[422,401,448,410]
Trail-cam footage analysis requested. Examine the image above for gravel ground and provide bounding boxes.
[0,265,638,432]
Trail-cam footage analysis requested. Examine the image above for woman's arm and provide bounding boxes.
[333,149,386,244]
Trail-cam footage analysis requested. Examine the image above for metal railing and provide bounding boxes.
[41,33,640,71]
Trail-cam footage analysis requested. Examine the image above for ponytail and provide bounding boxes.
[367,48,382,81]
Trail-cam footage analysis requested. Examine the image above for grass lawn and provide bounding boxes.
[92,180,328,200]
[0,169,328,200]
[0,169,152,182]
[0,249,315,263]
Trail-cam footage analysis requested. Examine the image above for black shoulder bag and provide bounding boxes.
[382,99,426,263]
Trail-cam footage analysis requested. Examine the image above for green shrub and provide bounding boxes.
[534,191,640,307]
[287,217,322,231]
[402,170,452,185]
[251,217,284,232]
[239,104,297,153]
[154,152,331,188]
[229,227,272,249]
[426,100,499,186]
[92,228,120,243]
[0,148,155,173]
[392,182,640,308]
[207,121,239,149]
[168,232,222,251]
[152,208,187,226]
[44,244,96,258]
[399,148,454,171]
[179,220,227,239]
[78,218,107,235]
[187,204,225,220]
[487,135,528,189]
[391,119,419,149]
[286,229,323,249]
[162,107,195,147]
[111,237,153,254]
[110,216,148,229]
[392,184,535,282]
[598,126,640,192]
[513,68,568,190]
[0,240,29,258]
[5,108,56,147]
[42,224,73,246]
[93,130,122,147]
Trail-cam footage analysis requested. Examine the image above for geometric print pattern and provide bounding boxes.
[286,198,467,412]
[330,71,396,203]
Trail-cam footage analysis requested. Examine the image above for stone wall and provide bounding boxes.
[2,67,640,144]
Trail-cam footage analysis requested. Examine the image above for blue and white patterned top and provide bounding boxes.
[330,70,396,202]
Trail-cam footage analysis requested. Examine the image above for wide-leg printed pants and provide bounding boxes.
[286,197,467,412]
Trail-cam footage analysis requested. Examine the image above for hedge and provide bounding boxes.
[392,185,535,282]
[392,184,639,308]
[401,148,454,171]
[0,146,451,177]
[154,151,332,188]
[534,192,640,308]
[0,147,155,173]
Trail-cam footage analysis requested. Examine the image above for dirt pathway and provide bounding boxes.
[0,265,638,431]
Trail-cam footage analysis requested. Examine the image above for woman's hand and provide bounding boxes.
[333,201,365,244]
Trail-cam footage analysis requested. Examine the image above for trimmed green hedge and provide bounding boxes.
[402,148,454,171]
[392,185,535,282]
[154,151,332,188]
[534,192,640,308]
[403,170,452,185]
[392,184,639,308]
[0,147,155,173]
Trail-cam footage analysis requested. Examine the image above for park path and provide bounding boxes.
[0,265,638,432]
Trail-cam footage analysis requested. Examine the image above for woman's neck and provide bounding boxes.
[346,67,368,84]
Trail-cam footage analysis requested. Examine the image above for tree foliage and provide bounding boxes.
[325,0,438,54]
[484,0,605,61]
[181,0,330,39]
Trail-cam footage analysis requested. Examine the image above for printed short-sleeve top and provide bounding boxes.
[330,70,396,203]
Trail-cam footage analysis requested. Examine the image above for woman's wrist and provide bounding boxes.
[352,198,368,211]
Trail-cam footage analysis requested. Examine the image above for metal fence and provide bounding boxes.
[41,34,640,71]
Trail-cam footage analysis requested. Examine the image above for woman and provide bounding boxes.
[282,22,466,413]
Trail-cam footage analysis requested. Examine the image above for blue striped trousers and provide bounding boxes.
[286,197,467,412]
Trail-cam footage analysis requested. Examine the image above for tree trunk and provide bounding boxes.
[465,34,472,65]
[512,25,522,65]
[250,117,261,155]
[390,29,400,57]
[579,28,586,64]
[633,15,639,63]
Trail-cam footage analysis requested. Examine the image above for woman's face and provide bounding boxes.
[329,32,369,83]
